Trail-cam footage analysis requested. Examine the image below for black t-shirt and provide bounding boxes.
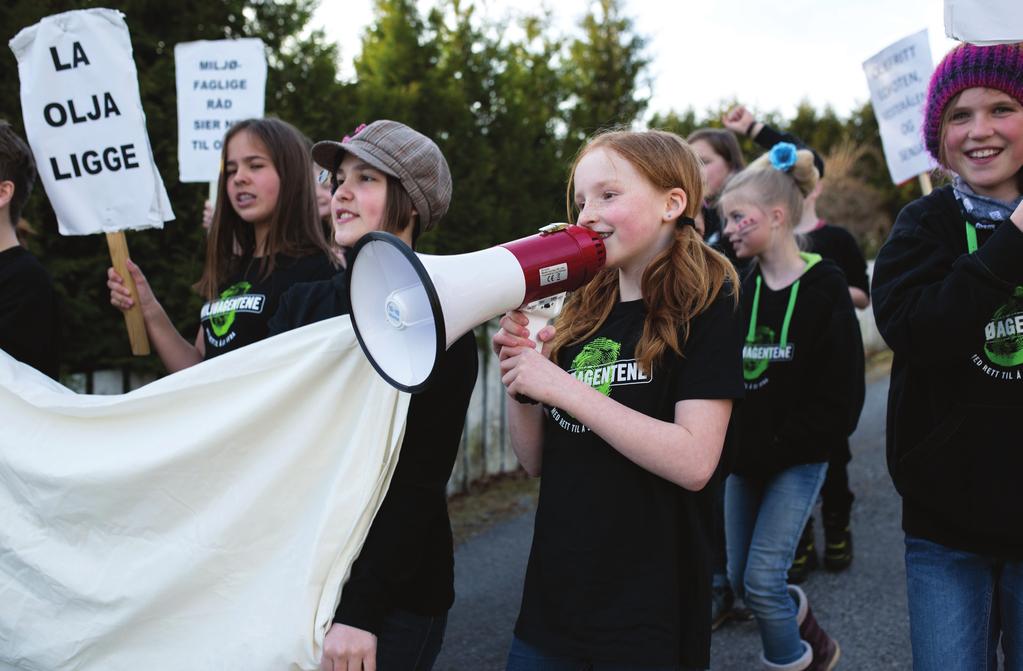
[200,252,334,359]
[515,291,743,669]
[804,222,869,295]
[0,246,61,379]
[733,257,865,476]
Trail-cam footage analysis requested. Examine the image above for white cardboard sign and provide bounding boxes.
[945,0,1023,45]
[175,39,267,183]
[862,30,935,186]
[9,8,173,236]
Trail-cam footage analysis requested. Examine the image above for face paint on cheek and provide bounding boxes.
[733,216,761,240]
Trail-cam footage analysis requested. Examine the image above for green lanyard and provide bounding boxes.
[965,219,979,253]
[746,252,822,346]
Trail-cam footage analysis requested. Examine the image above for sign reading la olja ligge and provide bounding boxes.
[9,8,173,236]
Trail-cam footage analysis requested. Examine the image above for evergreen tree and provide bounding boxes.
[562,0,650,155]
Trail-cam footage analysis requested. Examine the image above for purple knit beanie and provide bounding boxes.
[924,42,1023,162]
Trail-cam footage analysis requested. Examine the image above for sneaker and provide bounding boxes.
[823,512,853,572]
[711,583,735,630]
[787,518,819,584]
[789,585,841,671]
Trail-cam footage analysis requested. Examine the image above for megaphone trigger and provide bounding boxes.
[521,292,566,353]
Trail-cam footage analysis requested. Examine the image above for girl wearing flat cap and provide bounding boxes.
[269,120,476,671]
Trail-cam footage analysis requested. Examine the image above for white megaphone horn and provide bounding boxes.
[346,223,607,392]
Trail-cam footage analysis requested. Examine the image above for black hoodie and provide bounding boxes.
[732,255,865,476]
[872,185,1023,559]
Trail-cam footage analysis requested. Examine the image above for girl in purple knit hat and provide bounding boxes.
[872,42,1023,670]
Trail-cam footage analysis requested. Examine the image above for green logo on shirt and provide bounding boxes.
[742,325,796,381]
[569,337,622,396]
[983,287,1023,369]
[206,281,252,337]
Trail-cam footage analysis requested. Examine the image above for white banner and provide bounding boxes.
[0,317,410,671]
[8,8,173,236]
[862,30,935,185]
[175,39,267,183]
[945,0,1023,45]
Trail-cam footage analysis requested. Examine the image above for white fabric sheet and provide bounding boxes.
[0,316,409,670]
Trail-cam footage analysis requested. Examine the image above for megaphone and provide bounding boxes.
[346,223,607,392]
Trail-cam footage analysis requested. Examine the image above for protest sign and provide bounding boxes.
[862,30,934,186]
[175,38,267,184]
[10,8,175,354]
[945,0,1023,45]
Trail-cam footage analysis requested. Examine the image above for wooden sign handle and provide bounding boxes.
[918,172,933,196]
[106,231,150,356]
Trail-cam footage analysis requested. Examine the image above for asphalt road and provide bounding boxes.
[435,374,908,670]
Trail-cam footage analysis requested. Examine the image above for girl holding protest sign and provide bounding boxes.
[268,120,477,671]
[107,117,336,371]
[492,129,743,670]
[871,42,1023,669]
[718,143,863,670]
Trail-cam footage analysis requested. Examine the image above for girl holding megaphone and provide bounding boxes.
[492,129,743,670]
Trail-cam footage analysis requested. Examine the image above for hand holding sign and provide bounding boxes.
[10,8,174,355]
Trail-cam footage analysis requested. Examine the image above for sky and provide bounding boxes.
[312,0,959,121]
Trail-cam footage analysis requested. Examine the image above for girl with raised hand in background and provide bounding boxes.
[268,120,477,671]
[871,42,1023,670]
[719,143,864,670]
[107,117,336,371]
[686,128,745,249]
[492,129,743,671]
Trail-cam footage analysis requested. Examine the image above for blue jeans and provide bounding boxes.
[905,535,1023,671]
[505,636,702,671]
[725,463,827,665]
[375,609,448,671]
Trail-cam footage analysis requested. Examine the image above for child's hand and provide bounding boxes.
[499,347,562,405]
[201,200,214,231]
[320,623,376,671]
[722,105,755,135]
[1012,200,1023,232]
[107,259,156,314]
[492,310,534,358]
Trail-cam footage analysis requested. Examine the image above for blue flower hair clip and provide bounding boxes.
[768,142,798,173]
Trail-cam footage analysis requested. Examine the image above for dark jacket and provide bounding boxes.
[269,270,479,631]
[872,185,1023,558]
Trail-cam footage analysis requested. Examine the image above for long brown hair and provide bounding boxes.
[196,118,335,301]
[549,129,739,374]
[687,128,746,172]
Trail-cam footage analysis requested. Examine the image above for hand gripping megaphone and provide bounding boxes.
[346,223,607,392]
